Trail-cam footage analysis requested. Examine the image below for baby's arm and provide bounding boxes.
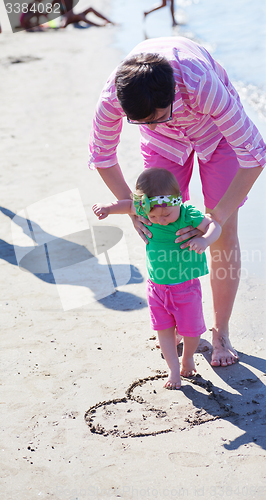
[92,199,136,220]
[188,214,222,254]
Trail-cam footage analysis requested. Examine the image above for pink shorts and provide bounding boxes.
[141,137,247,209]
[146,278,206,336]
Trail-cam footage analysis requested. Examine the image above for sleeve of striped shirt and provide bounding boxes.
[189,69,266,168]
[88,85,124,170]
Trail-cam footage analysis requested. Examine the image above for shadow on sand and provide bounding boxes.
[0,206,145,311]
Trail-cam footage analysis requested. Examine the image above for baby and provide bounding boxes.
[93,168,221,389]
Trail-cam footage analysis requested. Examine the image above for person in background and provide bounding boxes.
[144,0,178,27]
[53,1,115,28]
[20,1,48,30]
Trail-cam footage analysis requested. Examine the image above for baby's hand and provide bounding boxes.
[189,237,208,254]
[92,203,110,220]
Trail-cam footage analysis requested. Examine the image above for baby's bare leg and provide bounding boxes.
[181,336,200,377]
[157,327,181,389]
[155,328,182,348]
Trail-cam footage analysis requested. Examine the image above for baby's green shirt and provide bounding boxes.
[136,202,209,285]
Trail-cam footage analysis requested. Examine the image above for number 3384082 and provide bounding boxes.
[5,3,61,14]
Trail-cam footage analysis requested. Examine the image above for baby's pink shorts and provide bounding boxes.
[141,136,247,209]
[146,278,206,336]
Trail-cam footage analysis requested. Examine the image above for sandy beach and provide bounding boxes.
[0,2,266,499]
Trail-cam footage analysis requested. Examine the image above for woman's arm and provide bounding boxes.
[210,165,263,226]
[97,163,132,200]
[194,71,264,226]
[89,79,152,240]
[190,68,266,171]
[187,67,265,226]
[175,165,263,248]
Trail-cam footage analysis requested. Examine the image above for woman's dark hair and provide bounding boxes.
[115,53,175,121]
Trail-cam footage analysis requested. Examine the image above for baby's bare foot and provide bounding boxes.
[164,368,181,390]
[180,356,197,378]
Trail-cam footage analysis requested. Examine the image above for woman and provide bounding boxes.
[88,37,265,367]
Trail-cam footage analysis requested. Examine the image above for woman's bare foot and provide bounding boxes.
[164,366,181,390]
[180,356,197,378]
[211,329,239,367]
[155,331,182,349]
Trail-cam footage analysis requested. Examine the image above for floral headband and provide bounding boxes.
[133,193,182,216]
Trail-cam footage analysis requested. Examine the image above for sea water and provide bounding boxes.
[109,0,266,280]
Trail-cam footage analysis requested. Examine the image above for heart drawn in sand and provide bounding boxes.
[84,373,236,438]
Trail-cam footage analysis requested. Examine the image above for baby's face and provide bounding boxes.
[148,205,180,225]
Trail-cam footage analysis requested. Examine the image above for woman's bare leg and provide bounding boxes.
[207,208,240,367]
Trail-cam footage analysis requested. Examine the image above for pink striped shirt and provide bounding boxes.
[88,37,266,170]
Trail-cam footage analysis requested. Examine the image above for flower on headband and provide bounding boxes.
[150,195,171,205]
[133,193,182,216]
[171,196,182,206]
[150,194,182,209]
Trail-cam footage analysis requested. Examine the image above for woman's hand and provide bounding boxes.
[175,226,204,248]
[130,215,152,244]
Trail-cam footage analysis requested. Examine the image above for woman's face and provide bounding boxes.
[143,105,172,131]
[127,104,172,130]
